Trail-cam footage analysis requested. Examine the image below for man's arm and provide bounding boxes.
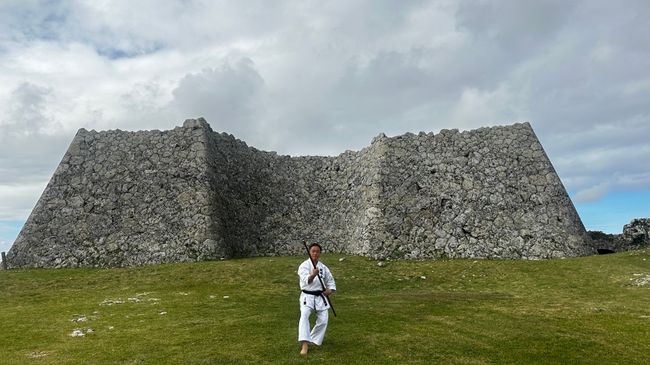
[298,262,312,288]
[323,266,336,295]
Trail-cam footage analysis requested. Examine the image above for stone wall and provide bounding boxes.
[202,126,382,257]
[7,123,222,267]
[360,124,590,259]
[7,118,594,268]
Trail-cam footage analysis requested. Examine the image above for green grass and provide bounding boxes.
[1,250,649,364]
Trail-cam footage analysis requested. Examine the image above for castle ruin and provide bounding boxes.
[7,118,594,268]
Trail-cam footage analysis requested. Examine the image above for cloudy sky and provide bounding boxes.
[1,0,649,255]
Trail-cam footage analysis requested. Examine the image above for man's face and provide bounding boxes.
[309,245,321,262]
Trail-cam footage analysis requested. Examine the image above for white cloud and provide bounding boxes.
[448,84,527,131]
[552,142,650,194]
[0,182,47,220]
[170,58,266,137]
[1,82,56,136]
[574,182,610,204]
[0,0,648,230]
[456,0,575,50]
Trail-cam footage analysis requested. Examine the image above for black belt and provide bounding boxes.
[302,290,328,307]
[302,290,323,296]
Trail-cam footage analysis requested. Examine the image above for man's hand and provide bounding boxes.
[308,267,319,283]
[324,288,334,296]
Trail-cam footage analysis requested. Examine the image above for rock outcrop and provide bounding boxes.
[589,218,650,253]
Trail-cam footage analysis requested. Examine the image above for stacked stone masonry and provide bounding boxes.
[7,118,594,268]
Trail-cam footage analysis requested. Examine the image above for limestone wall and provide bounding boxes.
[202,127,382,257]
[7,118,593,268]
[369,125,589,259]
[7,123,222,267]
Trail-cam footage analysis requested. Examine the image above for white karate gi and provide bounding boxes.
[297,259,336,345]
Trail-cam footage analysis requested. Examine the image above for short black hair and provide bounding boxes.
[308,243,322,251]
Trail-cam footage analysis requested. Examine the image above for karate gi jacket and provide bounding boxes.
[298,259,336,311]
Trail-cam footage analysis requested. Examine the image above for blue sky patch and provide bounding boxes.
[0,220,23,254]
[573,190,650,233]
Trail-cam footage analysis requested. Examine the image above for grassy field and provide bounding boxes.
[1,249,649,364]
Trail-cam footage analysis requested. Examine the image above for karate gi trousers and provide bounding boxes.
[298,291,329,345]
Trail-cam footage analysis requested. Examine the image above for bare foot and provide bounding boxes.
[300,342,309,355]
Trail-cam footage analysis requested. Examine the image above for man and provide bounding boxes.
[298,243,336,355]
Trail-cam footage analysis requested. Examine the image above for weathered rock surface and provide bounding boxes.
[622,218,650,247]
[589,218,650,253]
[7,118,593,268]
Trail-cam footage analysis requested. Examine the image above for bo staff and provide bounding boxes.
[303,242,337,317]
